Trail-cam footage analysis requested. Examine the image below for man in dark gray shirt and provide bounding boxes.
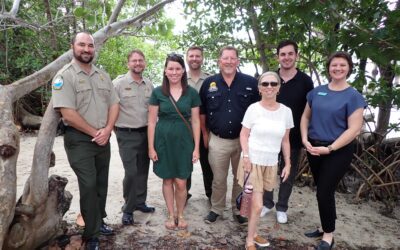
[261,40,314,224]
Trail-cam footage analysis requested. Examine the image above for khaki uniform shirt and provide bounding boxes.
[188,71,210,92]
[113,72,154,128]
[52,61,119,129]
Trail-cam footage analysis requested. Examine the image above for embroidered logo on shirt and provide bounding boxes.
[52,76,64,90]
[246,87,252,90]
[317,92,327,96]
[208,82,218,92]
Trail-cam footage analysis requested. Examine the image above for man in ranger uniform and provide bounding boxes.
[185,46,213,201]
[52,32,119,250]
[113,49,155,226]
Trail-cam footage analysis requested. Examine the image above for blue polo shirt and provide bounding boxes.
[199,72,259,139]
[307,84,366,142]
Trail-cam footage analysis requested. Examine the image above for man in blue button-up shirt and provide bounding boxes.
[200,46,259,225]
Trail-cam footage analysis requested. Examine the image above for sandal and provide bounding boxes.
[177,215,188,230]
[165,215,176,230]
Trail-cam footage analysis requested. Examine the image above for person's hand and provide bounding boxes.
[192,149,200,163]
[92,127,111,146]
[281,164,291,182]
[149,148,158,162]
[303,140,320,156]
[202,132,209,149]
[313,146,330,155]
[243,157,251,173]
[302,140,313,152]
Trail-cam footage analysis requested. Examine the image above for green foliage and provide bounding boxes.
[97,34,177,85]
[182,0,400,135]
[1,0,177,115]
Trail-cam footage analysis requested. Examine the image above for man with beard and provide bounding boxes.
[185,46,212,201]
[113,49,155,226]
[52,32,119,250]
[261,40,314,224]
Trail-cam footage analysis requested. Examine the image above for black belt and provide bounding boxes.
[115,126,147,133]
[308,138,333,147]
[211,132,238,140]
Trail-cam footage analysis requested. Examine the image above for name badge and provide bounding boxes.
[317,92,327,96]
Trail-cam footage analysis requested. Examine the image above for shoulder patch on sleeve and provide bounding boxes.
[52,76,64,90]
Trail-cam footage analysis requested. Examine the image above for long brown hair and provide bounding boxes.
[161,53,188,96]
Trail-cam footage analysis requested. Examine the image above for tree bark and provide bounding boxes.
[0,88,19,249]
[375,64,395,137]
[245,3,269,72]
[43,0,58,51]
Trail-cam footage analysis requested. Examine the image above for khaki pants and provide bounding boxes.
[208,133,241,216]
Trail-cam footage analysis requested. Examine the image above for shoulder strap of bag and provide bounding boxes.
[243,164,253,186]
[169,95,193,139]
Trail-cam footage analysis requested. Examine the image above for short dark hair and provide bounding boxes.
[326,51,353,78]
[161,53,188,96]
[276,40,298,55]
[218,46,238,59]
[186,46,203,56]
[71,31,93,45]
[127,49,145,61]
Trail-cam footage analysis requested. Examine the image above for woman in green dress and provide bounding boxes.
[148,53,201,230]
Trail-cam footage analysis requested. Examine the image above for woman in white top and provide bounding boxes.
[239,71,293,249]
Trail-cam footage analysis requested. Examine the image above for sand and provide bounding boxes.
[16,133,400,249]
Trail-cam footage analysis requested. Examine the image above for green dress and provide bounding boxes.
[149,86,201,179]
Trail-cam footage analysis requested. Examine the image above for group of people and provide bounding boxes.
[52,32,366,250]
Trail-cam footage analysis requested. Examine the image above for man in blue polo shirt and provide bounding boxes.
[200,46,259,225]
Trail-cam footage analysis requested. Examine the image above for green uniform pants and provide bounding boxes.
[115,128,150,213]
[64,127,110,239]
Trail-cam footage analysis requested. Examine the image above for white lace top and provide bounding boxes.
[242,102,294,166]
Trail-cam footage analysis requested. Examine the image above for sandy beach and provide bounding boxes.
[15,133,400,249]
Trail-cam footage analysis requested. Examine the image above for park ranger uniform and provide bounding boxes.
[52,61,119,240]
[187,71,213,199]
[113,72,154,216]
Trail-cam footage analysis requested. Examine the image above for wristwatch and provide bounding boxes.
[327,145,334,153]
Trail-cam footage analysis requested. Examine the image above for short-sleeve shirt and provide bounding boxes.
[242,102,294,166]
[52,61,119,129]
[199,72,259,139]
[149,86,201,118]
[113,72,154,128]
[188,71,210,92]
[307,84,367,142]
[277,69,314,148]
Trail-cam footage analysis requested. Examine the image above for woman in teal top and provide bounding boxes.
[148,53,201,230]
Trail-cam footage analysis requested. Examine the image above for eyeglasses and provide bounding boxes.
[259,81,279,87]
[167,52,184,59]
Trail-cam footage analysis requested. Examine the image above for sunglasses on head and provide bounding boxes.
[167,52,184,59]
[259,81,279,87]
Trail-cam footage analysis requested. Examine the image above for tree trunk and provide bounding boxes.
[4,101,73,250]
[375,64,395,137]
[245,2,269,72]
[43,0,58,51]
[0,87,19,249]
